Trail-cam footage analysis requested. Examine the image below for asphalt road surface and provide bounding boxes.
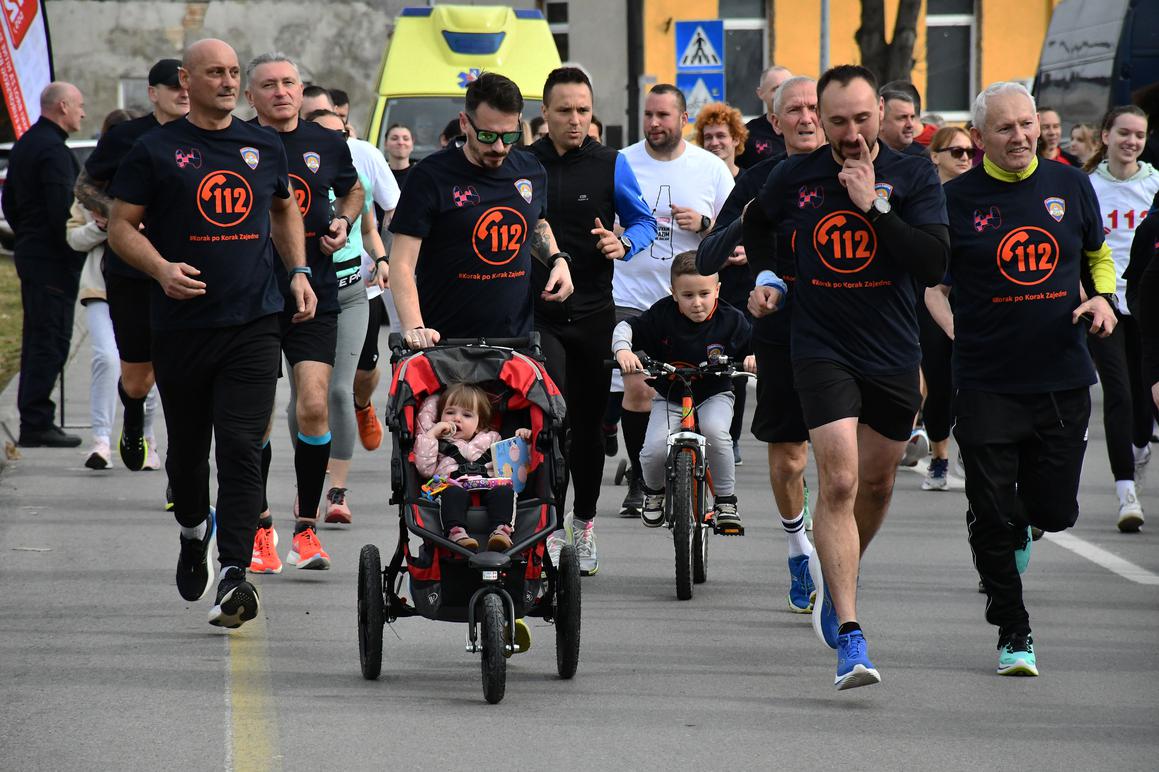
[2,329,1157,771]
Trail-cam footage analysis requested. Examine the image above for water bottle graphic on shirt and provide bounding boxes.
[651,184,675,261]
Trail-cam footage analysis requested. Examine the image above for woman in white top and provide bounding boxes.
[1084,105,1159,533]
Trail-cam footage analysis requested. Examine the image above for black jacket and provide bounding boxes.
[528,136,656,323]
[2,117,82,273]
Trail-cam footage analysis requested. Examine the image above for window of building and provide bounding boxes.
[926,1,976,121]
[721,2,767,119]
[546,2,569,63]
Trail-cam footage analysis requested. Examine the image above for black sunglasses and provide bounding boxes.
[936,146,972,160]
[465,113,523,146]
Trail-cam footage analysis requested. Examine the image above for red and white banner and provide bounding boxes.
[0,0,53,138]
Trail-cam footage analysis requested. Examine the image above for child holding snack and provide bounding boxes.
[415,383,532,551]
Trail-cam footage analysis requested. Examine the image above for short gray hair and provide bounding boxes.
[245,52,299,83]
[972,82,1035,130]
[773,76,817,116]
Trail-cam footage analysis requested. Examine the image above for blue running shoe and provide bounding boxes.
[809,550,838,648]
[997,634,1038,676]
[787,553,815,613]
[1014,525,1032,575]
[835,629,881,690]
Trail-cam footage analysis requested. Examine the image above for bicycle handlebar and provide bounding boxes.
[605,355,755,380]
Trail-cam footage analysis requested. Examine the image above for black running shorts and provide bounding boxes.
[105,272,153,364]
[751,338,809,444]
[793,358,921,442]
[279,309,338,367]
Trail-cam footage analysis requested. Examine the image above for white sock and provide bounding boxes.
[1116,480,1137,504]
[1134,445,1151,463]
[781,511,812,558]
[180,522,206,540]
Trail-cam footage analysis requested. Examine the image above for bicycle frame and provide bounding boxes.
[663,382,714,528]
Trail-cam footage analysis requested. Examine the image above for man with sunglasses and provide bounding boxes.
[390,72,572,348]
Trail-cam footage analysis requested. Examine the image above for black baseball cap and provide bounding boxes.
[148,59,182,87]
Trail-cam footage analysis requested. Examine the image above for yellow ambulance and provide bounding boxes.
[367,5,562,158]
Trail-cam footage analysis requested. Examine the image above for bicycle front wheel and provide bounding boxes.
[672,450,695,600]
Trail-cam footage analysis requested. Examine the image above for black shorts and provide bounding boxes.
[279,310,338,368]
[358,295,384,372]
[793,358,921,442]
[106,272,153,364]
[751,338,808,444]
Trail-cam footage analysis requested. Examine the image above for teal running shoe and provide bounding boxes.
[997,634,1038,676]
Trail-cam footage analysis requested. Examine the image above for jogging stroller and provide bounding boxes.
[356,333,581,704]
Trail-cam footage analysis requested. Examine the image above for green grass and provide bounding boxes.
[0,254,22,392]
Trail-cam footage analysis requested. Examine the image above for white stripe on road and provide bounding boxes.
[1043,531,1159,585]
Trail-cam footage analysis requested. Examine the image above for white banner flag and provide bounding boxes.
[0,0,53,138]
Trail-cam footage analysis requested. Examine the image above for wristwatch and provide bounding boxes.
[618,235,633,256]
[375,255,389,267]
[551,251,573,267]
[698,214,711,233]
[288,265,312,279]
[336,214,354,232]
[868,196,891,222]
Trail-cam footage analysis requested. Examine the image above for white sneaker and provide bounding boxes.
[641,490,666,528]
[1117,491,1144,533]
[574,518,598,576]
[900,428,929,467]
[143,438,161,471]
[85,439,111,470]
[545,528,568,569]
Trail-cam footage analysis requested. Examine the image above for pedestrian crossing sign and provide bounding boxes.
[675,20,725,72]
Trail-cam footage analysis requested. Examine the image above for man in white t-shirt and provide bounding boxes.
[612,83,734,517]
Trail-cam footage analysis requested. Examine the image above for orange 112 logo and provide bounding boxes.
[996,226,1059,286]
[472,206,528,266]
[288,174,312,217]
[196,171,253,228]
[812,210,876,273]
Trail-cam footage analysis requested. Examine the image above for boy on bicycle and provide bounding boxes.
[612,251,752,532]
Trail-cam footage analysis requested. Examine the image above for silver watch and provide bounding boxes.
[870,196,891,220]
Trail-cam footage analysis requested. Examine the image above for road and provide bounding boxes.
[1,327,1157,771]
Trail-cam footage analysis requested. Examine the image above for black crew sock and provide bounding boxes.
[838,621,862,636]
[118,379,146,431]
[620,409,650,479]
[260,440,272,512]
[294,432,332,522]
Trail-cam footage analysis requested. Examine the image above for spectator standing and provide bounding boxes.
[3,82,87,447]
[738,65,792,169]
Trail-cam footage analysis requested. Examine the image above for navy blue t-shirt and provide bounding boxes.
[109,116,289,331]
[389,145,548,338]
[84,113,162,280]
[757,142,947,374]
[258,119,358,315]
[945,161,1104,393]
[627,296,752,404]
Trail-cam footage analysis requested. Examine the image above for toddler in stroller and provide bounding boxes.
[414,382,533,552]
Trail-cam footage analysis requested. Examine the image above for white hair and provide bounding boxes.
[972,82,1036,130]
[245,52,300,83]
[773,76,817,116]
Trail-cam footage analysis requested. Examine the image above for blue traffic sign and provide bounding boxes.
[675,20,725,72]
[676,71,726,117]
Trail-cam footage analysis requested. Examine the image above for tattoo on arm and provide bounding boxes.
[74,169,112,217]
[530,220,553,265]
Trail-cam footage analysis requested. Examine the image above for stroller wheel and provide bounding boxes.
[614,458,628,486]
[555,544,582,679]
[358,544,384,680]
[479,594,507,704]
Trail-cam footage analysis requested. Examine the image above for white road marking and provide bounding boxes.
[1043,531,1159,585]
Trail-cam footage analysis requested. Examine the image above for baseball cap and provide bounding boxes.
[148,59,182,87]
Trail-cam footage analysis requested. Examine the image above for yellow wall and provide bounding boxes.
[644,0,1061,112]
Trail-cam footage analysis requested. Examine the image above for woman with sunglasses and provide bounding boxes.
[1083,105,1158,532]
[920,126,976,490]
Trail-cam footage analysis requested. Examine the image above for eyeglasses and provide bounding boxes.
[935,146,973,160]
[464,113,523,146]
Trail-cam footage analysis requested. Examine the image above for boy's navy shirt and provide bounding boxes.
[627,296,751,403]
[757,142,947,374]
[256,118,358,315]
[945,160,1104,393]
[389,144,548,338]
[109,116,289,331]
